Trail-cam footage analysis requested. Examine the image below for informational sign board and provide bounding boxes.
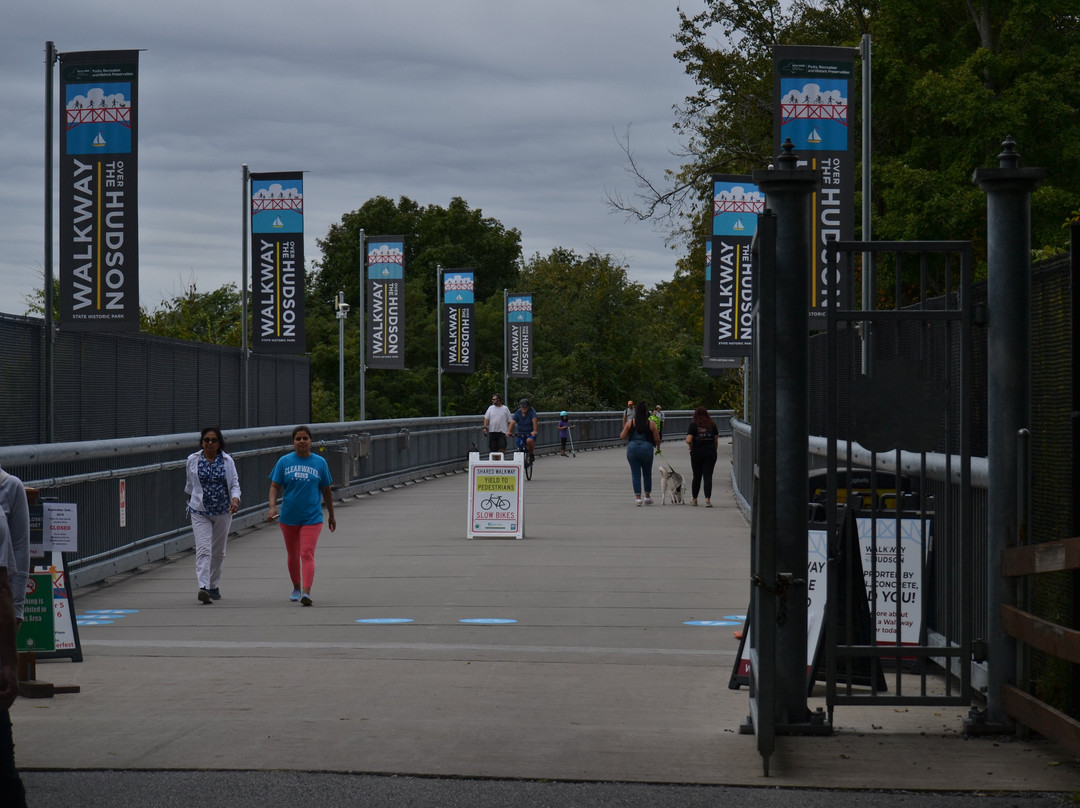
[17,574,56,653]
[31,552,83,662]
[44,503,78,552]
[856,516,927,647]
[730,528,827,692]
[467,452,524,539]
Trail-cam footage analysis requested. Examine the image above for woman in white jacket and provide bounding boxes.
[185,427,241,604]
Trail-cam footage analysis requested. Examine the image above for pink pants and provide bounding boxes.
[279,522,322,589]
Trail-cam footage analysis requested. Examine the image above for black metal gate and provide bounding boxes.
[822,240,975,719]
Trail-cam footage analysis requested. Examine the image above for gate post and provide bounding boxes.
[973,137,1045,729]
[753,139,820,728]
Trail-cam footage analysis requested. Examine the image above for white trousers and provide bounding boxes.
[192,512,232,590]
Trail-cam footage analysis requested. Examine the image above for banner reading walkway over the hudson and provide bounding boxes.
[367,236,405,370]
[443,270,474,374]
[773,44,854,328]
[706,175,762,368]
[507,294,533,379]
[250,171,305,352]
[59,50,140,331]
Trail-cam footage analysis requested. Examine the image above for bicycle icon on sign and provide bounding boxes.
[480,494,511,511]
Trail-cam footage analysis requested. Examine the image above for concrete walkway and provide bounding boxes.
[12,441,1079,798]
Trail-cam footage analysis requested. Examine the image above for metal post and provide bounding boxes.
[358,229,366,421]
[860,33,873,374]
[241,164,250,427]
[502,288,509,405]
[44,41,57,443]
[436,265,443,417]
[972,137,1044,729]
[336,291,349,422]
[752,139,819,730]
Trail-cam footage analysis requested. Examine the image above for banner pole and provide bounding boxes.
[44,41,57,442]
[436,265,443,417]
[358,229,366,421]
[241,163,250,427]
[860,34,873,374]
[502,288,508,404]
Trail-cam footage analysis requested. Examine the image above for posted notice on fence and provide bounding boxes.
[467,452,524,539]
[44,503,78,552]
[857,516,927,646]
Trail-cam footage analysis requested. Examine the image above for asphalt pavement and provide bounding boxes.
[12,441,1079,806]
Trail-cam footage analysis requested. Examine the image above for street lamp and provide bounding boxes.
[335,291,349,422]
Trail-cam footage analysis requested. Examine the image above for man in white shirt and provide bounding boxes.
[482,394,513,455]
[0,464,29,807]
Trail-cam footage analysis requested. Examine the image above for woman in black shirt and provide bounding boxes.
[685,406,719,507]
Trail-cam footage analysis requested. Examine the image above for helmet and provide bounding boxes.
[560,410,567,417]
[519,398,530,408]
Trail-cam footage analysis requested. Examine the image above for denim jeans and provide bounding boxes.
[626,439,655,496]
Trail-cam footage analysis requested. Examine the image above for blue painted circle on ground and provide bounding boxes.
[722,614,747,621]
[83,609,139,614]
[459,618,517,625]
[355,618,414,624]
[76,619,115,625]
[683,620,740,627]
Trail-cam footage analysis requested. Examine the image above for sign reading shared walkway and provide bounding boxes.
[467,452,524,539]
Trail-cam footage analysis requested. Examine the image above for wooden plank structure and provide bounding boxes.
[999,536,1080,756]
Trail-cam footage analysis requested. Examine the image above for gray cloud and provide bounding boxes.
[1,0,699,314]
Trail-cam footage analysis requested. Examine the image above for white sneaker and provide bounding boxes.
[644,497,654,505]
[300,593,313,606]
[635,497,642,507]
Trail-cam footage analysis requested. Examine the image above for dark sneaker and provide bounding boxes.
[208,588,221,600]
[198,588,212,604]
[300,593,313,606]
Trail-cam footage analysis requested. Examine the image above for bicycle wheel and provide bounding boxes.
[525,456,533,480]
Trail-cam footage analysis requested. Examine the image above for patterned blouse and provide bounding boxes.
[193,454,230,515]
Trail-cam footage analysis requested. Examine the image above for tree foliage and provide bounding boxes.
[617,0,1080,266]
[299,195,744,422]
[141,282,243,346]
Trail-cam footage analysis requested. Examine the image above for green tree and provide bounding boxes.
[614,0,1080,275]
[141,282,243,346]
[308,196,523,421]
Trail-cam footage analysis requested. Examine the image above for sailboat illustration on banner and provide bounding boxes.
[93,132,106,148]
[272,216,284,229]
[733,218,745,231]
[807,128,822,144]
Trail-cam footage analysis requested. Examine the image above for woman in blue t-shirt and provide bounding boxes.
[267,425,336,606]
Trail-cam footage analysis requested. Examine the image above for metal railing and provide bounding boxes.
[730,416,992,690]
[1,410,729,589]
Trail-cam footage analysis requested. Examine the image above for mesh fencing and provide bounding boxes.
[0,314,309,445]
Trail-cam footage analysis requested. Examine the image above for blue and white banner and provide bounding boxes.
[367,236,405,369]
[507,294,533,379]
[443,270,474,374]
[706,175,762,367]
[250,171,305,353]
[774,45,855,327]
[59,50,140,331]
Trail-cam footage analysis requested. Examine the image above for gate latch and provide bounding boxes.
[751,572,806,627]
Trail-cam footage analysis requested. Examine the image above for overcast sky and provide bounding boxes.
[1,1,704,317]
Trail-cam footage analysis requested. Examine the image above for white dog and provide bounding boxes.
[659,463,685,505]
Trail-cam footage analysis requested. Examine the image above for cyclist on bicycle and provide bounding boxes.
[510,398,539,463]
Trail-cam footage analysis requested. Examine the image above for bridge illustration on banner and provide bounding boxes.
[780,92,848,127]
[66,101,131,131]
[252,192,303,215]
[713,194,765,216]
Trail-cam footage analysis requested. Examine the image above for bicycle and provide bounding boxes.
[515,433,534,480]
[479,494,511,511]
